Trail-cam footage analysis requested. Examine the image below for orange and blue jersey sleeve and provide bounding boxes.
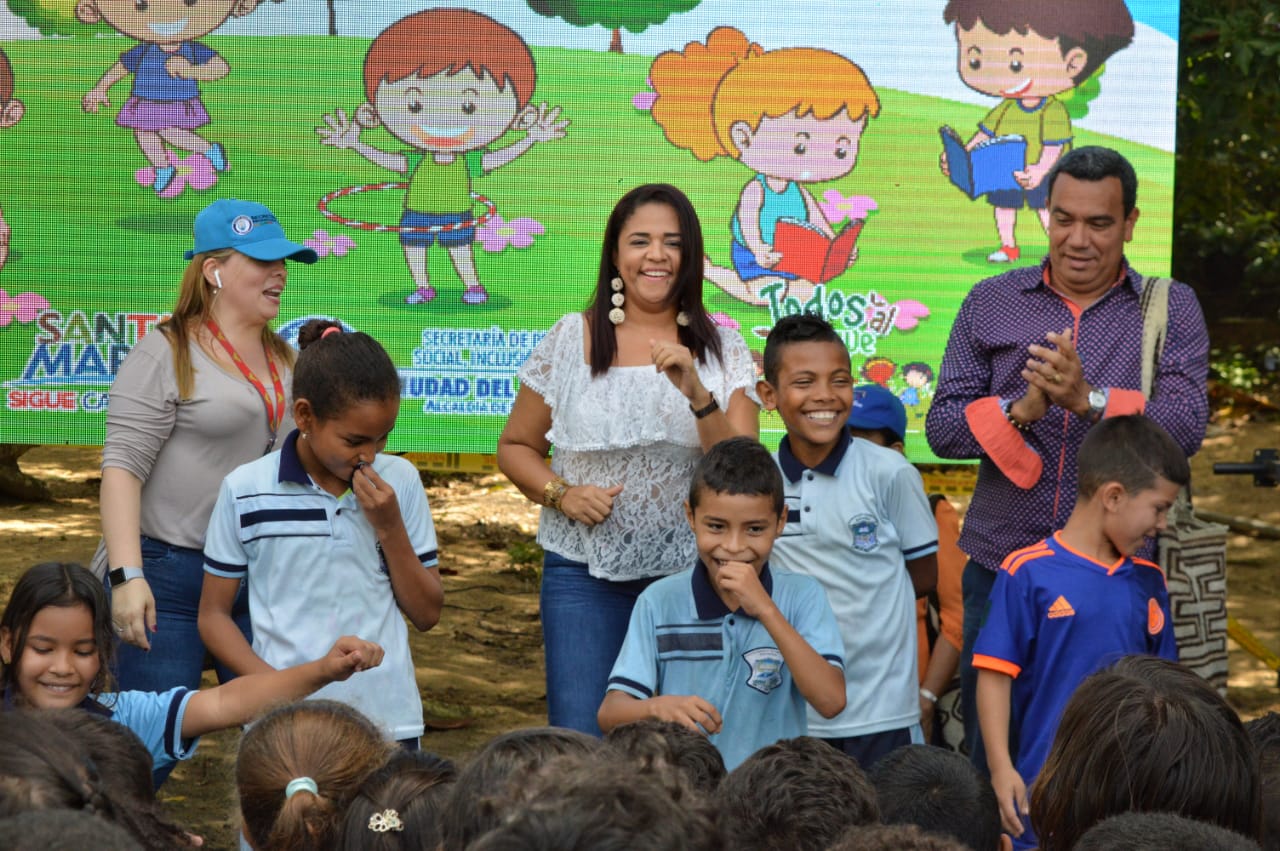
[1137,560,1179,660]
[972,554,1036,679]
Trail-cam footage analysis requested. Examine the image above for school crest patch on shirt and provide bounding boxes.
[743,647,784,694]
[849,515,879,552]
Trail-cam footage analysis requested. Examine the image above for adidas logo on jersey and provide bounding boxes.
[1047,595,1076,619]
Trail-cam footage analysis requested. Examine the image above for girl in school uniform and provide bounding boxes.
[0,561,382,785]
[198,319,443,748]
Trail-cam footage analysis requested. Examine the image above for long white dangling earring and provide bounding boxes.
[676,311,690,327]
[608,276,625,325]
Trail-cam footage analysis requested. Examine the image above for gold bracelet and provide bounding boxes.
[542,476,571,511]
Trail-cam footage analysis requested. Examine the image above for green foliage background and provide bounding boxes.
[1175,0,1280,322]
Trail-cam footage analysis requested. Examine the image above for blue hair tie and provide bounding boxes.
[285,776,318,799]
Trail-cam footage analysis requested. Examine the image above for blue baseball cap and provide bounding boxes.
[848,384,907,444]
[185,198,318,263]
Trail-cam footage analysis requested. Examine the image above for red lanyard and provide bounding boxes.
[206,319,285,451]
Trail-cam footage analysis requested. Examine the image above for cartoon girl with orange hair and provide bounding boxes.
[650,28,880,306]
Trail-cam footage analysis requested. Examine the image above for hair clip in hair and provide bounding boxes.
[368,809,404,833]
[285,776,318,799]
[321,325,343,338]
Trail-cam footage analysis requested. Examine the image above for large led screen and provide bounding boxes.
[0,0,1180,461]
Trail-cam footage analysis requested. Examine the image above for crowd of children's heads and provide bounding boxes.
[0,624,1269,847]
[1030,655,1262,849]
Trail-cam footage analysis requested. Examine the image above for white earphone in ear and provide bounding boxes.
[213,269,224,289]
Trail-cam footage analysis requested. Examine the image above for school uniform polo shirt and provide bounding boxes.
[770,432,939,738]
[204,430,438,740]
[974,532,1177,849]
[4,687,197,782]
[607,562,844,771]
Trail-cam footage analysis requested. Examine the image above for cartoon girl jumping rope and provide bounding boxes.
[76,0,267,195]
[650,27,880,307]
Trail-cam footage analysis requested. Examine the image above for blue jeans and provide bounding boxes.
[106,536,251,784]
[539,551,658,736]
[960,558,997,777]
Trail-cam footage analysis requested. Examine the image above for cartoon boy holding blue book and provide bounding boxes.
[938,0,1134,263]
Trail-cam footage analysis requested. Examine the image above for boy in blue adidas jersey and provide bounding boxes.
[759,314,939,770]
[974,415,1184,849]
[598,436,846,770]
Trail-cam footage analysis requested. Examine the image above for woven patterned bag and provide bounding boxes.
[1141,276,1230,693]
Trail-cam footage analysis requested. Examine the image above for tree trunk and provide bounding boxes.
[327,0,337,36]
[609,27,623,53]
[0,445,51,501]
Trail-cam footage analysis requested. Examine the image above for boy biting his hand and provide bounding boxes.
[597,436,846,770]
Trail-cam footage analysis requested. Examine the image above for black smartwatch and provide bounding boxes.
[690,394,719,419]
[108,567,145,588]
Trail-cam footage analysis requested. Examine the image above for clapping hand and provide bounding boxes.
[1024,327,1090,416]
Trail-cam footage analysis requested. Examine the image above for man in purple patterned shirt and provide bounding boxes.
[925,146,1209,775]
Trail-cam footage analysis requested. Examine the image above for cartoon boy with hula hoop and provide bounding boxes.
[317,9,568,306]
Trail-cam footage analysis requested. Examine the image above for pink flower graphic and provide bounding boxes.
[477,215,545,253]
[819,190,878,224]
[304,229,357,258]
[134,151,216,199]
[633,77,657,111]
[891,300,931,331]
[0,289,49,327]
[708,312,740,330]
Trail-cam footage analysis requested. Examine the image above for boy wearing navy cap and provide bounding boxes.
[974,415,1183,849]
[758,314,939,770]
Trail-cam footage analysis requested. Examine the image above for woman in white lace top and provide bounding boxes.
[498,184,760,735]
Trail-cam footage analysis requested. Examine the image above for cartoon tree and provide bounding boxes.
[7,0,287,36]
[526,0,702,53]
[6,0,93,36]
[325,0,348,36]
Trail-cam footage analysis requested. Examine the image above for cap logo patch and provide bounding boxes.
[231,215,254,235]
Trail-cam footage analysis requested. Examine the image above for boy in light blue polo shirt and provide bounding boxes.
[598,436,846,770]
[759,314,939,770]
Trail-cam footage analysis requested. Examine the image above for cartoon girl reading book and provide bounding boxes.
[650,27,880,307]
[76,0,270,196]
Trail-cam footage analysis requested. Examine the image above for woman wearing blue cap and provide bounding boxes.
[95,198,316,783]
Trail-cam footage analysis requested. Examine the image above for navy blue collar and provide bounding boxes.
[691,560,774,620]
[777,429,851,484]
[277,429,309,485]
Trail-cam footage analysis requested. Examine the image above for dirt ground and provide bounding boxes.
[2,413,1278,848]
